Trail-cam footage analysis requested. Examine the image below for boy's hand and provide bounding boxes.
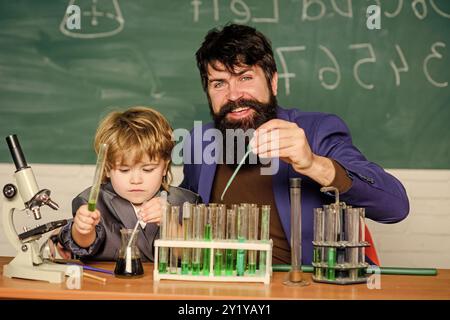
[73,204,101,235]
[139,197,164,225]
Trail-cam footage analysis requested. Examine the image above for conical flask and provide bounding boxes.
[114,228,144,278]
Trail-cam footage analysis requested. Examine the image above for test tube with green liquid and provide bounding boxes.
[181,202,192,275]
[359,208,366,278]
[169,206,180,274]
[236,205,248,276]
[313,208,325,280]
[231,204,238,270]
[202,205,213,275]
[346,207,360,281]
[225,209,236,276]
[192,205,204,275]
[158,191,169,273]
[259,205,270,275]
[87,143,108,212]
[325,205,338,280]
[248,206,259,275]
[213,205,226,276]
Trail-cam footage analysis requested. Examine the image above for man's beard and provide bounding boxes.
[210,93,278,166]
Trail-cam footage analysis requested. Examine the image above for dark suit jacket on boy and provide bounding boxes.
[59,182,200,262]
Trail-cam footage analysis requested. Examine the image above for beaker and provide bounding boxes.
[114,228,144,278]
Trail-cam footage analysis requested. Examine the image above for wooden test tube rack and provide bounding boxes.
[153,239,273,284]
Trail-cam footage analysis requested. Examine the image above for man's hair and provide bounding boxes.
[196,23,277,92]
[94,106,174,190]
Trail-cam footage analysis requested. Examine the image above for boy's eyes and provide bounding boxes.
[117,167,155,173]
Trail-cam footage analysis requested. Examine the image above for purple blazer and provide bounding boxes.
[180,106,409,264]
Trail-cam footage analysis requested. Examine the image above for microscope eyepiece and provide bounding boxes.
[6,134,29,171]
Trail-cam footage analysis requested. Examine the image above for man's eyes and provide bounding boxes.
[212,81,224,88]
[241,75,252,81]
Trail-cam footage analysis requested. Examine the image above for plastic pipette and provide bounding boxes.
[220,146,252,201]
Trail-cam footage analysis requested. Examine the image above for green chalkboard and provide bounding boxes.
[0,0,449,168]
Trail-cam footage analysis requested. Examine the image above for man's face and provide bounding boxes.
[207,61,278,132]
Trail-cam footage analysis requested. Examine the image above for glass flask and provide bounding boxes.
[114,228,144,278]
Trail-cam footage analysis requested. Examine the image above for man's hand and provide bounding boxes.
[250,119,314,171]
[73,204,101,235]
[139,196,164,225]
[251,119,336,186]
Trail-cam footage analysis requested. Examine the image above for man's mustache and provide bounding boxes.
[215,99,266,119]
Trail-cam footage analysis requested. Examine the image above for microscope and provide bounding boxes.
[2,134,82,283]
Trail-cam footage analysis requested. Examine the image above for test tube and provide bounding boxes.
[313,208,325,280]
[346,207,360,281]
[359,208,366,278]
[225,209,237,276]
[158,191,169,274]
[169,206,180,274]
[202,205,213,275]
[181,202,192,275]
[284,178,309,286]
[259,205,270,275]
[325,204,338,281]
[213,205,226,276]
[248,206,259,275]
[336,203,347,279]
[192,204,204,275]
[236,205,248,276]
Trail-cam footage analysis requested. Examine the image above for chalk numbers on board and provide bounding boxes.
[423,42,448,88]
[276,42,448,95]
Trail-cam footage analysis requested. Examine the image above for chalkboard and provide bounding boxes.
[0,0,449,169]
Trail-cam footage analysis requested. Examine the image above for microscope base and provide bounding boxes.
[3,248,82,284]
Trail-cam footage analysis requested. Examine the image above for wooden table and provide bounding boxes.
[0,257,449,300]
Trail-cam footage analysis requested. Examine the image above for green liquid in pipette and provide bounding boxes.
[214,251,223,276]
[202,224,211,275]
[248,263,256,274]
[226,249,234,275]
[158,261,167,274]
[327,248,336,280]
[192,262,201,275]
[88,201,96,212]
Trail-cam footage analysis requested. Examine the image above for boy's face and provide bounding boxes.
[107,155,167,205]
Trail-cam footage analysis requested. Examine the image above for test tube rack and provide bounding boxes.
[153,239,273,284]
[312,187,370,285]
[311,239,370,285]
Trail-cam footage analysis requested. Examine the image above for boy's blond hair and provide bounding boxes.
[94,106,174,190]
